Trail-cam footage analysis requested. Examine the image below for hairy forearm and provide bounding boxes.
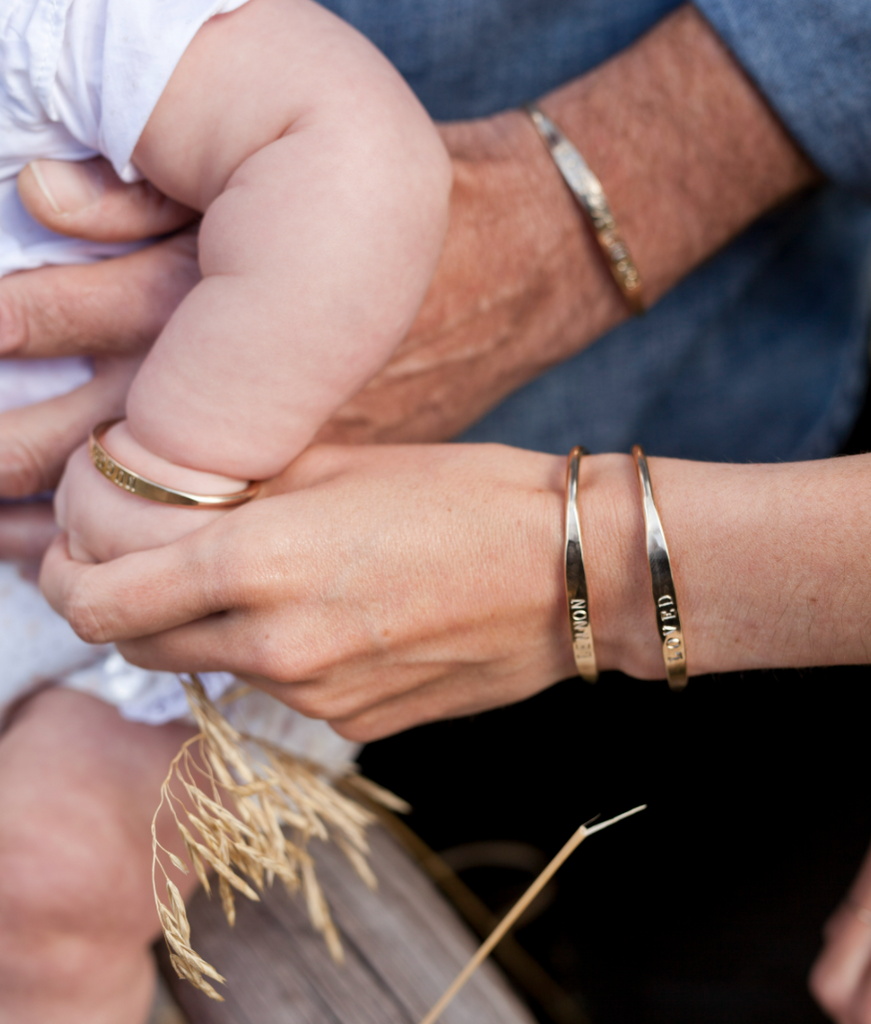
[318,5,820,446]
[542,5,819,308]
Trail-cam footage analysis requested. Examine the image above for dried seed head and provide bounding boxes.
[152,674,404,999]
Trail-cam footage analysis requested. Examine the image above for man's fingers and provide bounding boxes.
[0,361,135,497]
[18,158,197,242]
[0,503,58,561]
[0,228,200,359]
[40,532,229,644]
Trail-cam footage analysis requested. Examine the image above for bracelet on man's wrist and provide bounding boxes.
[525,103,644,316]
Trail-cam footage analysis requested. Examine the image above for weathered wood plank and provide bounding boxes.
[159,825,537,1024]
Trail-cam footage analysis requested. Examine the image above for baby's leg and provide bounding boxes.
[0,689,197,1024]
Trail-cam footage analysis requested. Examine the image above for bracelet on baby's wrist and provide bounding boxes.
[89,419,260,508]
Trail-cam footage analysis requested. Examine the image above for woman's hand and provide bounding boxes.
[41,446,871,743]
[810,845,871,1023]
[42,443,577,740]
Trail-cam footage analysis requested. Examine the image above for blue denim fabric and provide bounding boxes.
[322,0,871,461]
[697,0,871,199]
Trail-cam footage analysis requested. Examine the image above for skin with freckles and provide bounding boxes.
[41,444,871,1022]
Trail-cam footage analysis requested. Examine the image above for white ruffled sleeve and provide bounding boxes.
[25,0,252,182]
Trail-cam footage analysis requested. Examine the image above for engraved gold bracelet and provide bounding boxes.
[565,446,598,682]
[632,445,687,689]
[89,419,260,508]
[525,103,644,315]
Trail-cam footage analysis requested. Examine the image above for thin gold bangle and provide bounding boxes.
[525,103,644,316]
[565,446,598,682]
[89,419,260,508]
[632,445,687,689]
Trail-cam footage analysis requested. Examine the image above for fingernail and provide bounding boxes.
[27,159,106,215]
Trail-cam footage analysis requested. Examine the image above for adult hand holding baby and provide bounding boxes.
[0,157,199,559]
[0,159,198,492]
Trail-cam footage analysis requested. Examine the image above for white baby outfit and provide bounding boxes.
[0,0,357,768]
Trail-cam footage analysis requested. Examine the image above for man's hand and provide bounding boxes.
[0,157,200,555]
[3,5,818,552]
[319,6,820,443]
[0,161,201,489]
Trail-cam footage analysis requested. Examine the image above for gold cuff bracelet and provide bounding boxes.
[89,419,260,508]
[632,445,687,689]
[565,446,598,682]
[525,103,644,316]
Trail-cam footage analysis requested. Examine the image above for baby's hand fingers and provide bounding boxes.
[18,157,196,242]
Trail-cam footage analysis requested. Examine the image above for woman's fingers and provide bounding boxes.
[18,158,197,242]
[0,358,137,497]
[0,229,200,360]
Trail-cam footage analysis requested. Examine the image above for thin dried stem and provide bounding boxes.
[152,674,403,1001]
[417,806,647,1024]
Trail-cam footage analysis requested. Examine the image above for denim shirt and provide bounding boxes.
[322,0,871,462]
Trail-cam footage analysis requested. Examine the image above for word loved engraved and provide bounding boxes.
[632,445,688,691]
[656,594,686,679]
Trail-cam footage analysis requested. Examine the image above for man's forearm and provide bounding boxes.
[537,4,820,320]
[318,5,821,447]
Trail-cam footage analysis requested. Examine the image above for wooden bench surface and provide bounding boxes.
[159,824,538,1024]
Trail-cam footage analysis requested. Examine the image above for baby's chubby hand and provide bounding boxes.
[55,421,245,563]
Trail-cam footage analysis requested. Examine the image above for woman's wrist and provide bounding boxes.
[577,453,661,679]
[581,452,871,682]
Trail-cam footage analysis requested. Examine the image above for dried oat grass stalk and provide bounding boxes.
[152,673,409,1001]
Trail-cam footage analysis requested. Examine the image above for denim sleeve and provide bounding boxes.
[693,0,871,198]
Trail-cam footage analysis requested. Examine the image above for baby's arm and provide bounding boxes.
[108,0,448,479]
